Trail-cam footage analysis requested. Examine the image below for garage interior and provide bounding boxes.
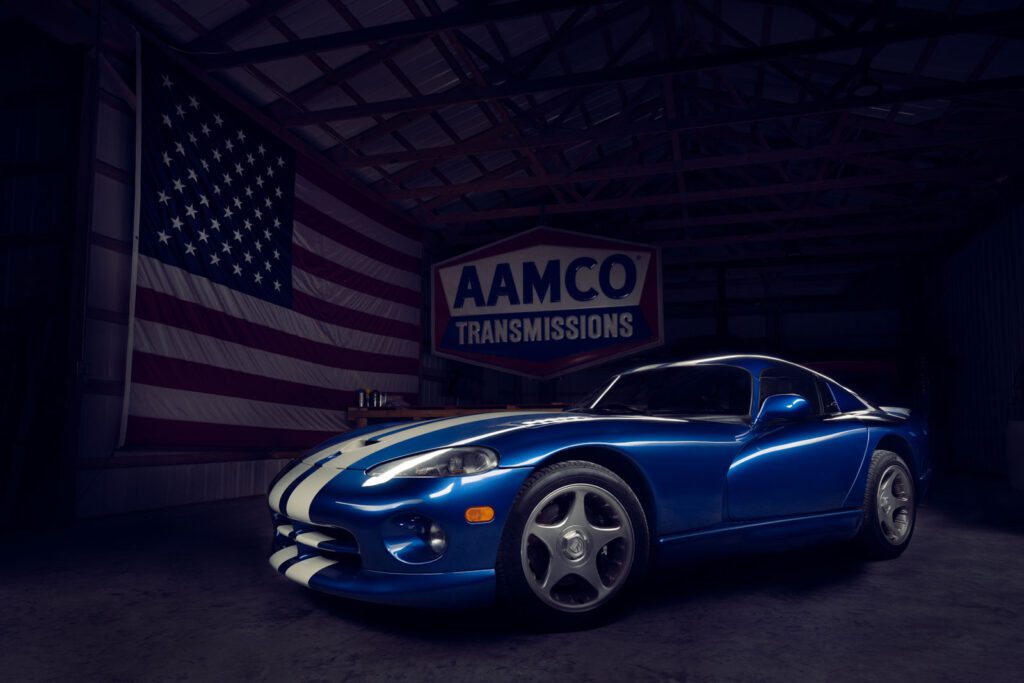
[2,0,1023,680]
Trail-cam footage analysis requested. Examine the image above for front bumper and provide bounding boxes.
[268,464,532,607]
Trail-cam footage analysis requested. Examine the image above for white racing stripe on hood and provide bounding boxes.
[270,424,418,513]
[300,424,408,465]
[283,411,544,523]
[325,411,542,470]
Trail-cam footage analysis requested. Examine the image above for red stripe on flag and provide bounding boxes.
[294,199,421,274]
[292,243,420,308]
[126,415,338,450]
[292,290,419,342]
[131,351,357,409]
[134,287,420,376]
[295,162,421,242]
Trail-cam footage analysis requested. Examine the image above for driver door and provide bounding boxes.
[726,368,869,520]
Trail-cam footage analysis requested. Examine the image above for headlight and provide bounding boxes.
[366,446,498,481]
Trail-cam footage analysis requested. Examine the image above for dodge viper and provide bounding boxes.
[268,355,930,625]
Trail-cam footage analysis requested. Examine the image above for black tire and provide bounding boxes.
[856,450,917,560]
[496,460,650,630]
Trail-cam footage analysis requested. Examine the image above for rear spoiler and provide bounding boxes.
[878,406,911,419]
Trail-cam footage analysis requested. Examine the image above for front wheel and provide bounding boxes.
[857,449,917,560]
[496,460,650,628]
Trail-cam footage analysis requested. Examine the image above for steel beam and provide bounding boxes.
[280,9,1024,124]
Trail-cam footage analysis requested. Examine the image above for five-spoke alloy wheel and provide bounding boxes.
[858,449,917,559]
[497,460,649,627]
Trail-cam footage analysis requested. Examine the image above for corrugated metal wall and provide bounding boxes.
[932,205,1024,476]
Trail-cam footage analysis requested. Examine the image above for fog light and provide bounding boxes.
[427,521,447,554]
[465,506,495,523]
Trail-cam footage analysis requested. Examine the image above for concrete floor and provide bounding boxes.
[2,478,1023,682]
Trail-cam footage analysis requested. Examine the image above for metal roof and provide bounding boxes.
[28,0,1024,305]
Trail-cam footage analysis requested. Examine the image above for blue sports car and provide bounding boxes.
[268,355,930,626]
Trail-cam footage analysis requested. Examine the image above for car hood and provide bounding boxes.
[302,411,563,471]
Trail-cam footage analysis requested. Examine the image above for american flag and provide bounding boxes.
[125,43,421,450]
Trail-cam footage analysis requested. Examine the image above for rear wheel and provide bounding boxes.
[857,450,916,559]
[496,460,649,628]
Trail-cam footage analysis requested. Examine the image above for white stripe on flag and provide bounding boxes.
[293,220,421,292]
[134,319,419,393]
[293,268,420,325]
[128,383,348,431]
[137,255,420,359]
[295,175,420,257]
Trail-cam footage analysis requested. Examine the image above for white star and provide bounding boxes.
[170,216,184,230]
[273,280,281,291]
[232,264,242,276]
[223,173,233,186]
[254,208,262,220]
[254,240,263,253]
[246,153,255,165]
[224,206,234,218]
[244,185,253,198]
[276,156,284,167]
[257,144,266,156]
[185,242,197,256]
[266,166,274,178]
[188,131,197,145]
[161,151,172,167]
[255,175,264,188]
[234,162,243,175]
[174,142,185,156]
[264,197,272,209]
[274,187,283,198]
[221,242,232,255]
[243,218,252,231]
[254,272,263,284]
[264,261,272,272]
[187,168,198,182]
[175,104,185,118]
[200,158,209,171]
[237,130,246,142]
[210,218,221,231]
[212,149,222,162]
[263,229,271,240]
[213,113,223,127]
[232,196,242,209]
[243,251,253,264]
[201,123,211,136]
[273,249,280,260]
[213,184,222,195]
[161,113,172,128]
[273,218,281,228]
[172,178,185,193]
[161,74,173,89]
[210,253,221,266]
[199,194,209,207]
[197,229,209,243]
[157,190,170,205]
[233,229,243,242]
[188,95,199,110]
[225,139,234,152]
[157,230,170,245]
[185,204,197,219]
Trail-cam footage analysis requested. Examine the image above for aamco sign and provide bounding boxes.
[431,227,663,377]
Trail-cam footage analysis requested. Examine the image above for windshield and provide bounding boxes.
[573,365,752,417]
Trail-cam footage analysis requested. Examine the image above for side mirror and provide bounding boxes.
[755,394,811,424]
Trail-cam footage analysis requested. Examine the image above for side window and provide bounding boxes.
[759,367,822,416]
[817,377,840,415]
[829,382,870,413]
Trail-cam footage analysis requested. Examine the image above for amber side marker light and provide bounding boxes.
[465,506,495,523]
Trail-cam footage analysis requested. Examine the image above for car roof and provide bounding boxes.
[621,355,875,409]
[623,354,799,375]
